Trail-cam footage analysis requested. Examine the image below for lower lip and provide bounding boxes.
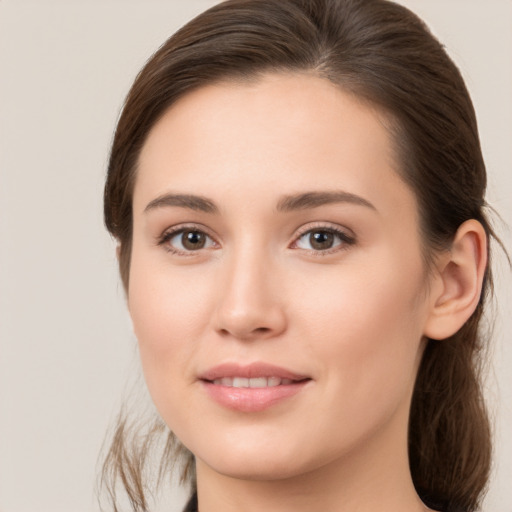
[201,380,310,412]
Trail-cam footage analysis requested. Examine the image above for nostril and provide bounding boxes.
[214,301,287,340]
[217,325,273,340]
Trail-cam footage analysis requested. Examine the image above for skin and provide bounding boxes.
[128,73,486,512]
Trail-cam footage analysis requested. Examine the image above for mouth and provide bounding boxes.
[209,376,298,388]
[199,362,312,412]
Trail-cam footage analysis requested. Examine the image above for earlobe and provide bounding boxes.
[423,220,487,340]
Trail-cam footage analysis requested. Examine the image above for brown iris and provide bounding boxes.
[309,231,335,250]
[181,230,207,250]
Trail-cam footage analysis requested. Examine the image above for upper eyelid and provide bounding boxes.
[292,222,355,239]
[160,222,216,238]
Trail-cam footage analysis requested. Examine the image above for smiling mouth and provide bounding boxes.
[210,377,298,388]
[200,363,311,412]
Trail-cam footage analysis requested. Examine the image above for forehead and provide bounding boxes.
[134,72,414,219]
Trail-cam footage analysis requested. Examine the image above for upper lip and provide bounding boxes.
[199,362,310,382]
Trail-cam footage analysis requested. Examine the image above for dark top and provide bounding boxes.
[183,493,198,512]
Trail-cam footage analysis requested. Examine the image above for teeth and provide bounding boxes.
[232,377,249,388]
[211,377,294,388]
[267,377,281,387]
[247,377,267,388]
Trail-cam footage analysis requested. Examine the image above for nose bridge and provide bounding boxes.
[214,237,286,339]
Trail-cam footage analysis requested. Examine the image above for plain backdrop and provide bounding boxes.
[0,1,510,511]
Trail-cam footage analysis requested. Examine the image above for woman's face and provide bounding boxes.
[128,73,435,481]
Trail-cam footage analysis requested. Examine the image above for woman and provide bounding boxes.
[101,1,497,511]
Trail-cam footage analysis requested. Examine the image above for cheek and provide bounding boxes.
[127,252,214,410]
[296,252,427,406]
[129,243,212,340]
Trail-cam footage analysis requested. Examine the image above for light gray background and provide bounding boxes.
[0,1,510,511]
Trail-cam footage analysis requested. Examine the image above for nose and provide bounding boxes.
[213,247,287,341]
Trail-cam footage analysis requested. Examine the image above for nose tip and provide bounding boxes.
[216,308,286,341]
[213,259,287,341]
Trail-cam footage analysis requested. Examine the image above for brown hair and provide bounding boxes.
[102,0,496,510]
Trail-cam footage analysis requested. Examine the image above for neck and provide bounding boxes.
[194,401,430,512]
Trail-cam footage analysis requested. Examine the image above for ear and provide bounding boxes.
[423,219,487,340]
[116,244,121,261]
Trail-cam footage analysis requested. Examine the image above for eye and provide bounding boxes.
[159,227,217,254]
[293,227,355,252]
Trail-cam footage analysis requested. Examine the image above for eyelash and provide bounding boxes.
[157,223,356,256]
[291,224,356,255]
[157,223,218,255]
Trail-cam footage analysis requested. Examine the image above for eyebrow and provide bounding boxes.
[144,193,218,214]
[276,191,377,212]
[143,190,376,215]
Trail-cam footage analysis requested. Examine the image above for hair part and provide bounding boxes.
[102,1,495,510]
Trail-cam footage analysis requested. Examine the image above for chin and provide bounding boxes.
[204,456,308,482]
[192,433,334,483]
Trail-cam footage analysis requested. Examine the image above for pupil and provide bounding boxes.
[183,230,205,250]
[310,231,334,250]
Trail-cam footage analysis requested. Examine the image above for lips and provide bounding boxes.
[199,362,311,412]
[211,376,295,388]
[199,362,309,381]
